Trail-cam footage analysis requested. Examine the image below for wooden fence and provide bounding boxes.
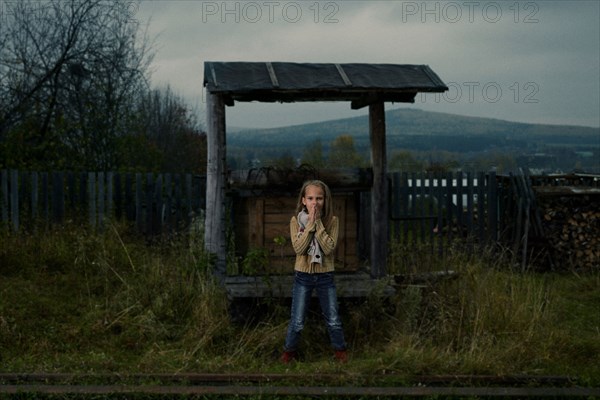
[3,168,594,273]
[355,171,499,272]
[388,171,498,245]
[1,169,499,243]
[1,170,206,234]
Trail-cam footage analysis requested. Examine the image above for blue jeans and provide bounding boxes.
[284,271,346,352]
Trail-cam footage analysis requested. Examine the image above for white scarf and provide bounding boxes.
[297,210,323,265]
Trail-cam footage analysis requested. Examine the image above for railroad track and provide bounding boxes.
[1,373,598,397]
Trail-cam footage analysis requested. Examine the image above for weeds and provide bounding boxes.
[0,225,598,385]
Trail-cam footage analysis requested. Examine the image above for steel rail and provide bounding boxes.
[0,384,599,397]
[0,373,598,397]
[0,372,581,385]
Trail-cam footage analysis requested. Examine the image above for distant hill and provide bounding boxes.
[227,108,599,173]
[228,108,599,155]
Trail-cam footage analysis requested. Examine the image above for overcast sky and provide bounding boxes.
[135,1,600,130]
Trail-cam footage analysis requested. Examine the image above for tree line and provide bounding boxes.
[231,134,519,174]
[0,0,205,173]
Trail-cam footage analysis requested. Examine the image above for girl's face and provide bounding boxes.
[302,184,325,212]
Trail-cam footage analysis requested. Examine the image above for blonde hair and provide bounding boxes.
[295,180,334,226]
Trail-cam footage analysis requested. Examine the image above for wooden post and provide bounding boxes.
[1,170,8,226]
[31,172,39,221]
[135,173,142,231]
[205,92,227,278]
[98,172,105,229]
[52,171,64,224]
[10,170,19,232]
[488,171,498,242]
[106,172,113,221]
[88,172,96,228]
[369,102,388,278]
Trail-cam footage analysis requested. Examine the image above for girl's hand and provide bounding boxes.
[309,204,320,223]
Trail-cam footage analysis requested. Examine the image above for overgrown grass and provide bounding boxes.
[0,223,598,386]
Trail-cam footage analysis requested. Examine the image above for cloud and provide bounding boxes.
[136,0,600,128]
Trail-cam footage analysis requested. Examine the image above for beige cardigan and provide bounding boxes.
[289,215,339,273]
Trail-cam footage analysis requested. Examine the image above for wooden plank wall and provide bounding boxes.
[233,193,359,274]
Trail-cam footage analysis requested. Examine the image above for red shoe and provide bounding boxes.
[334,350,348,363]
[281,350,297,364]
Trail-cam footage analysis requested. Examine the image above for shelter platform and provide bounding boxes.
[224,271,396,299]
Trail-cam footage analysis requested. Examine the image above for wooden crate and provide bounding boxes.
[232,192,360,274]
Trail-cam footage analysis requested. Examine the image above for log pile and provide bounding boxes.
[536,190,599,271]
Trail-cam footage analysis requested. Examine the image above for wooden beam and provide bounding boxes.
[224,272,396,298]
[205,92,227,278]
[369,102,388,278]
[351,93,379,110]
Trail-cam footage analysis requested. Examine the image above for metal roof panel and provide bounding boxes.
[203,61,448,105]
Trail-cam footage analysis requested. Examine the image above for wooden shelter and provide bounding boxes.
[203,61,447,296]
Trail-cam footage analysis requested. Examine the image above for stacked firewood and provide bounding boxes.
[536,191,599,271]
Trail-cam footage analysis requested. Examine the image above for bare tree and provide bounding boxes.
[0,0,154,169]
[129,86,206,173]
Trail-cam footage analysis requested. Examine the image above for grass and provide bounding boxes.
[0,222,599,388]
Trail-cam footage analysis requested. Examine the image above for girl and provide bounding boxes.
[281,180,347,363]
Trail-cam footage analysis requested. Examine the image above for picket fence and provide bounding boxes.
[389,170,498,244]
